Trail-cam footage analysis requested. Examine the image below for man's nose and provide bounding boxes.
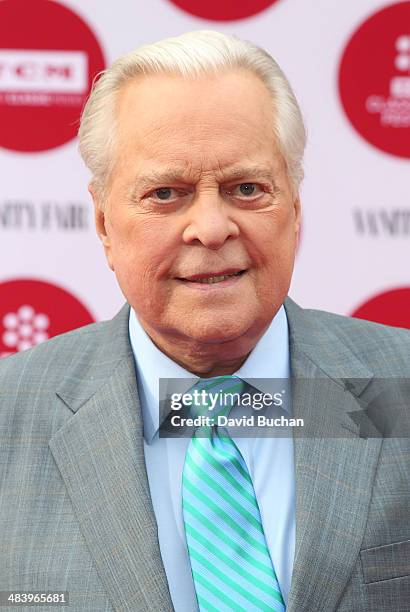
[181,190,240,249]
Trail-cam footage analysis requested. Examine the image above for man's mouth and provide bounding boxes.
[188,270,245,284]
[176,269,247,284]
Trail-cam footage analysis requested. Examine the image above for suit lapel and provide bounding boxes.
[284,298,383,612]
[49,304,173,612]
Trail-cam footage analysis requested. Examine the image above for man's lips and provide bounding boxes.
[176,268,246,281]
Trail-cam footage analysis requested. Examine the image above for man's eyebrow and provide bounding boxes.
[132,168,196,192]
[133,164,275,191]
[218,164,275,181]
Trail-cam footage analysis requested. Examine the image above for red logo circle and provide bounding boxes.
[351,287,410,329]
[167,0,280,21]
[338,2,410,158]
[0,0,105,152]
[0,279,95,358]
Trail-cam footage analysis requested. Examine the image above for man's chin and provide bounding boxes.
[179,317,254,345]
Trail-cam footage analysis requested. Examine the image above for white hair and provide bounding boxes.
[78,30,306,208]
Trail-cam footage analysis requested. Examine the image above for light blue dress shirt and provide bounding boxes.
[129,305,295,611]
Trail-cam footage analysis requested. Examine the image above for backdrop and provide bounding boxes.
[1,0,409,358]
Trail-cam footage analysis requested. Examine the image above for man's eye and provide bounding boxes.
[154,187,174,200]
[231,183,262,197]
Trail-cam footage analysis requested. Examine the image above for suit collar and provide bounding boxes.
[284,296,373,389]
[55,302,132,413]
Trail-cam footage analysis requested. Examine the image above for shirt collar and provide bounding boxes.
[129,305,290,444]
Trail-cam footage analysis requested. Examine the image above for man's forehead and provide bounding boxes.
[116,69,274,131]
[114,71,283,187]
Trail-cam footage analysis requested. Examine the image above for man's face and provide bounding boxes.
[93,69,301,347]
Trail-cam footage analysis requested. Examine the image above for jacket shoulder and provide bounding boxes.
[301,305,410,375]
[0,302,132,396]
[304,305,410,341]
[0,318,110,377]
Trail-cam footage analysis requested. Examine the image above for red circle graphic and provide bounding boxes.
[0,279,95,358]
[351,287,410,329]
[338,2,410,158]
[0,0,105,152]
[167,0,280,21]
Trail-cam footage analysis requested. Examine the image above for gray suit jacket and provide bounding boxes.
[1,297,409,611]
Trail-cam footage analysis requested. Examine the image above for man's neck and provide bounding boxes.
[135,316,271,378]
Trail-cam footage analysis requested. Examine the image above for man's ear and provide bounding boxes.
[293,194,302,241]
[88,183,114,271]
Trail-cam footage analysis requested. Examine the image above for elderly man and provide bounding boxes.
[1,31,409,612]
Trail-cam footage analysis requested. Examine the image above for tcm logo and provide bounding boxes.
[339,2,410,158]
[366,34,410,126]
[0,0,105,152]
[0,50,87,102]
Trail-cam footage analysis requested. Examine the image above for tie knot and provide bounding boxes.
[187,375,246,420]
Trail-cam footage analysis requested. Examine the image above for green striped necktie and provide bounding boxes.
[182,375,285,611]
